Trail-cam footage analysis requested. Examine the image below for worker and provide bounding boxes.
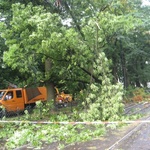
[5,92,12,100]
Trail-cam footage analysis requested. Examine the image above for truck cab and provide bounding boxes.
[0,87,47,116]
[0,89,24,112]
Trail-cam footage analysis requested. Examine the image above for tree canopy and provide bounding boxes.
[0,0,149,97]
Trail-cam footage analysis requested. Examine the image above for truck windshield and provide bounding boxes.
[0,91,5,100]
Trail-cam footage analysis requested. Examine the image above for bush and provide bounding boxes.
[125,87,149,102]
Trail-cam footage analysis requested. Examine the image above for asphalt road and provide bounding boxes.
[115,122,150,150]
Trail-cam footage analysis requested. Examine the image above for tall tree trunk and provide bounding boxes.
[45,58,55,101]
[120,41,128,89]
[112,65,119,83]
[135,75,141,87]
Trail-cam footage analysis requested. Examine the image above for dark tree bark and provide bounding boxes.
[45,58,55,101]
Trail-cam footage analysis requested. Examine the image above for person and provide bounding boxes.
[5,92,12,100]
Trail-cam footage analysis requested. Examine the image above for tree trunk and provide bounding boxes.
[45,58,55,101]
[112,65,119,84]
[120,41,128,89]
[135,75,141,87]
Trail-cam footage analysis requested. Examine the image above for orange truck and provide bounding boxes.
[0,87,47,116]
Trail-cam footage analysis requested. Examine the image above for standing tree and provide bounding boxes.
[1,3,66,100]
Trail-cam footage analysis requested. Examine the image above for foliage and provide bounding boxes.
[0,0,149,90]
[0,106,106,149]
[0,2,93,91]
[4,123,105,149]
[80,52,124,121]
[0,95,148,150]
[0,1,149,149]
[125,87,150,102]
[1,3,59,80]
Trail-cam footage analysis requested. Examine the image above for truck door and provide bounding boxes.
[2,90,24,112]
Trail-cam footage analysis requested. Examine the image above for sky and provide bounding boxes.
[142,0,150,6]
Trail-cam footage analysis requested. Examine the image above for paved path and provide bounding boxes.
[114,120,150,150]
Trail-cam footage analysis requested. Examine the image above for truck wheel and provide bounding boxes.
[0,109,2,118]
[25,104,35,113]
[64,102,68,107]
[0,108,7,118]
[25,105,32,113]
